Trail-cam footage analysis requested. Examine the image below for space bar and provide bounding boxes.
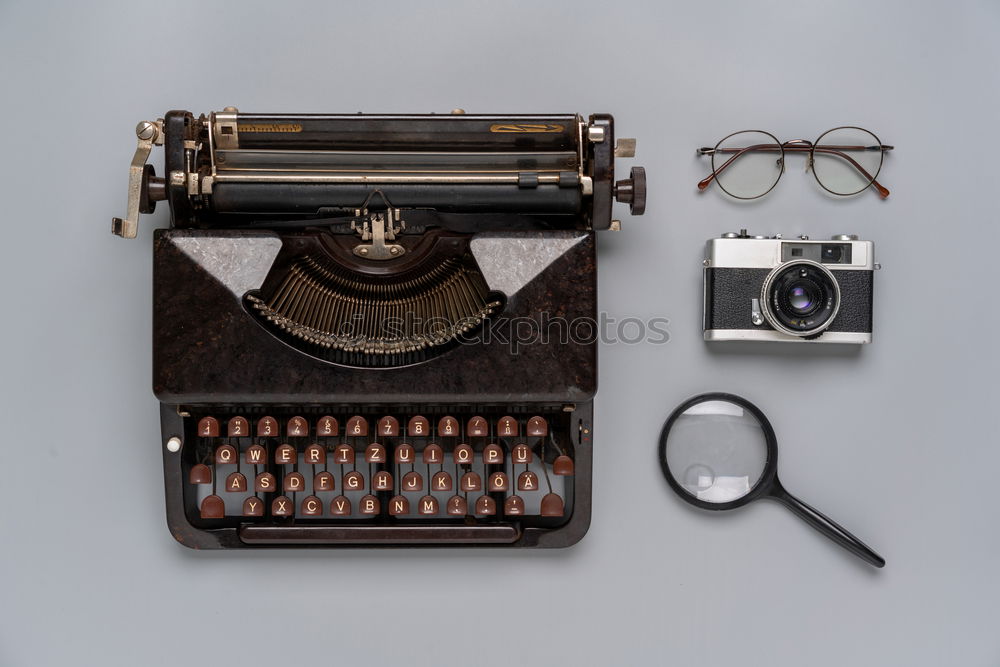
[239,524,521,545]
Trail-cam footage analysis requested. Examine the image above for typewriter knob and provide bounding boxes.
[614,166,647,215]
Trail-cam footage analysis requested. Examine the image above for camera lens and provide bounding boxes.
[787,284,817,313]
[762,262,840,337]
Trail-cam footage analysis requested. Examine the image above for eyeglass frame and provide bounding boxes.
[696,127,894,200]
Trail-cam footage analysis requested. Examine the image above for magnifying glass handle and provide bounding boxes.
[771,484,886,568]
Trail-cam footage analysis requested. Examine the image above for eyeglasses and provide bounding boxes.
[697,127,893,200]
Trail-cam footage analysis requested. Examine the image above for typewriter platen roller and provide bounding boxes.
[114,108,645,548]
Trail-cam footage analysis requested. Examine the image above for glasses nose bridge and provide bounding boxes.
[780,139,814,171]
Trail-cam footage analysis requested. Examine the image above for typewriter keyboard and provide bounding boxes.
[175,409,578,545]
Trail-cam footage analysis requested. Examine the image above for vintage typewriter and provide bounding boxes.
[112,107,645,548]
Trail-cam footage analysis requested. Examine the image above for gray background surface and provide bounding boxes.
[1,1,998,664]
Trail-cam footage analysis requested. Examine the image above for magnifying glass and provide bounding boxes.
[658,392,885,568]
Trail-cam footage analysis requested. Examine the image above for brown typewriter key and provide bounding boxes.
[438,416,459,437]
[517,471,539,491]
[453,443,474,464]
[245,444,267,465]
[408,415,430,437]
[402,471,423,492]
[330,496,351,515]
[418,495,439,515]
[432,471,453,492]
[483,443,504,464]
[446,495,468,516]
[314,471,336,492]
[360,494,380,515]
[365,443,386,463]
[512,443,533,464]
[257,416,278,437]
[334,444,355,465]
[304,443,326,465]
[460,471,482,492]
[197,416,220,438]
[553,455,575,476]
[300,496,323,516]
[377,416,399,437]
[526,416,548,437]
[423,443,444,464]
[488,472,509,492]
[346,415,368,437]
[373,471,393,491]
[344,471,365,491]
[467,416,488,437]
[540,493,565,517]
[225,472,247,493]
[389,495,410,516]
[395,443,415,464]
[275,444,296,465]
[497,416,518,437]
[200,495,225,519]
[189,464,212,485]
[287,416,308,437]
[214,444,237,464]
[475,496,497,516]
[271,496,293,516]
[227,416,249,437]
[283,472,305,493]
[317,416,339,437]
[503,495,526,516]
[255,472,276,492]
[242,497,264,517]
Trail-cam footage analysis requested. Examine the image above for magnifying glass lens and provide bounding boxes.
[664,400,769,503]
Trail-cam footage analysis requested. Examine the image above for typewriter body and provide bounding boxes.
[112,108,645,548]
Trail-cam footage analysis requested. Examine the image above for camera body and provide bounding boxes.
[704,232,876,344]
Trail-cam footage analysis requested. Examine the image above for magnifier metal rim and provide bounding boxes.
[658,392,779,511]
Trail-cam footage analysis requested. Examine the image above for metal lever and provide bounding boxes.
[111,120,163,239]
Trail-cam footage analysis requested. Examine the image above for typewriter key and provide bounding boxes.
[242,497,264,517]
[483,443,504,464]
[197,416,220,438]
[497,416,518,437]
[422,443,444,464]
[512,444,533,464]
[517,471,538,491]
[526,416,548,437]
[360,495,380,515]
[377,416,399,437]
[283,472,305,493]
[475,496,497,516]
[275,444,296,465]
[287,416,308,437]
[419,496,439,515]
[553,455,575,476]
[467,416,488,437]
[227,417,249,437]
[488,472,509,492]
[344,471,365,491]
[214,444,237,464]
[245,444,266,465]
[402,471,423,492]
[447,495,468,516]
[460,471,482,492]
[314,471,336,492]
[503,496,525,516]
[540,493,565,517]
[394,443,415,464]
[271,496,293,516]
[254,472,276,492]
[346,416,368,437]
[300,496,323,516]
[304,444,326,465]
[407,416,429,437]
[373,471,393,491]
[225,472,247,493]
[389,496,410,516]
[317,416,339,437]
[453,443,474,464]
[189,464,212,485]
[365,443,386,463]
[330,496,351,515]
[334,445,355,465]
[200,495,225,519]
[432,471,453,491]
[256,417,278,437]
[438,416,459,437]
